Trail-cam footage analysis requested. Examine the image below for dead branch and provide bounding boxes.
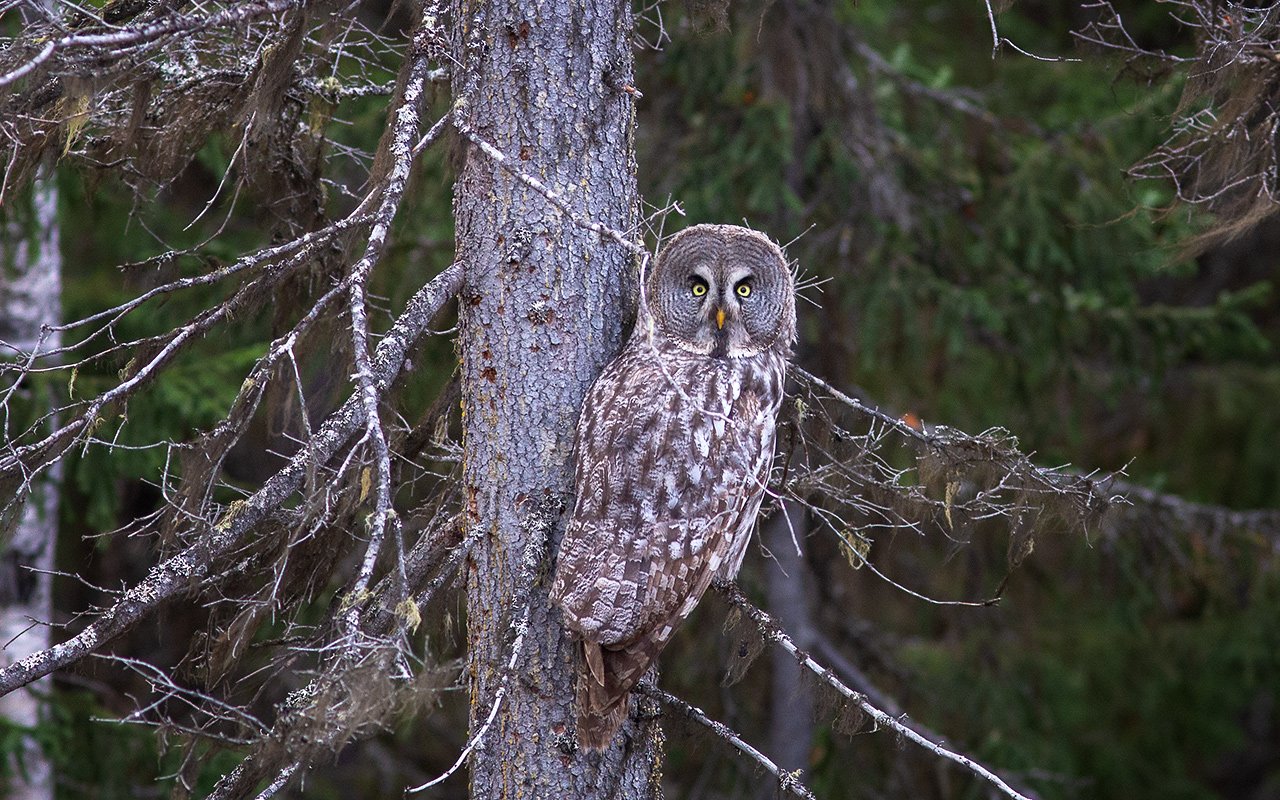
[452,117,648,260]
[342,22,442,638]
[1109,477,1280,541]
[717,581,1037,800]
[1077,0,1280,243]
[639,683,818,800]
[0,1,302,90]
[0,262,462,698]
[783,367,1117,608]
[406,500,549,795]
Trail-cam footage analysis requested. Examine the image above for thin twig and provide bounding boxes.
[717,582,1037,800]
[407,516,546,794]
[639,684,818,800]
[452,117,646,258]
[980,0,1081,62]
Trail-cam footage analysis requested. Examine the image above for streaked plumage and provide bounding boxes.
[550,224,796,749]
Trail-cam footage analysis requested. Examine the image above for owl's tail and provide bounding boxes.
[575,639,654,751]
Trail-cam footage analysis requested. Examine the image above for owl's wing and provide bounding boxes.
[551,345,780,651]
[550,342,785,749]
[614,383,777,645]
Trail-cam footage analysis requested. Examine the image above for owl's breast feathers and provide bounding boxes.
[550,335,786,749]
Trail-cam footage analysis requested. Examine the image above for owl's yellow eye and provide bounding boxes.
[691,281,708,297]
[736,283,752,298]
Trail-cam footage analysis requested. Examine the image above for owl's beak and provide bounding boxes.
[715,308,726,330]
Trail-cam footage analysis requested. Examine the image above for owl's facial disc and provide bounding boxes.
[649,223,795,360]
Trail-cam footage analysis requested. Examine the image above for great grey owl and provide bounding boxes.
[550,223,796,750]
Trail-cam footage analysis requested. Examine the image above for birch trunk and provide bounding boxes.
[450,1,662,797]
[0,167,61,800]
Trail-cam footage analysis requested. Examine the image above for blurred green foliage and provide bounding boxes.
[900,544,1280,799]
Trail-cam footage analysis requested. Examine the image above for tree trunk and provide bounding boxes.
[763,503,814,785]
[450,1,662,797]
[0,167,61,800]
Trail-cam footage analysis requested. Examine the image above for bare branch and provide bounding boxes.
[342,23,442,635]
[981,0,1081,61]
[250,764,297,800]
[794,366,928,445]
[452,116,647,259]
[0,1,302,89]
[717,581,1037,800]
[0,262,462,697]
[638,683,817,800]
[791,366,1116,545]
[1077,0,1280,242]
[1112,478,1280,536]
[407,502,548,795]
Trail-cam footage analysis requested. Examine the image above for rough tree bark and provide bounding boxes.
[0,167,60,800]
[450,0,663,797]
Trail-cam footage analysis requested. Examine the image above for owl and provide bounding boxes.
[550,224,796,750]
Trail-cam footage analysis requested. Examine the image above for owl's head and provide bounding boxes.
[645,224,796,359]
